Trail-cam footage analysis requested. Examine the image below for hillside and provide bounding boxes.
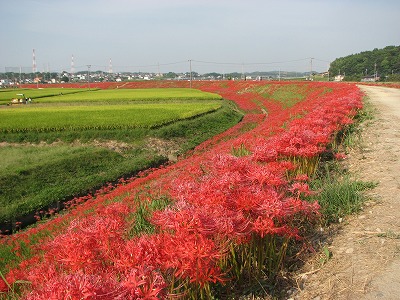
[329,45,400,81]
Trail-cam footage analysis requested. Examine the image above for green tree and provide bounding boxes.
[329,45,400,81]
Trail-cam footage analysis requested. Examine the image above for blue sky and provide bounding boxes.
[1,0,399,74]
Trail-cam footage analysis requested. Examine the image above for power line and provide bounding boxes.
[192,58,311,66]
[113,60,188,69]
[2,57,330,74]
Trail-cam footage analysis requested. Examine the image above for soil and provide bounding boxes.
[291,85,400,300]
[144,137,184,162]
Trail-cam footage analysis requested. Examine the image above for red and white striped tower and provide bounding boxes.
[32,49,37,73]
[71,54,75,75]
[109,58,113,74]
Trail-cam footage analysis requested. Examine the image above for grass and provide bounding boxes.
[246,83,326,108]
[311,163,376,225]
[339,97,375,149]
[0,145,166,224]
[127,193,172,238]
[311,95,377,225]
[154,101,243,153]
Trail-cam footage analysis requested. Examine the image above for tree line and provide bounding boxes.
[329,45,400,81]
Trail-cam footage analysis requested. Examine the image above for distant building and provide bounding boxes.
[0,79,10,86]
[334,75,345,81]
[361,76,379,82]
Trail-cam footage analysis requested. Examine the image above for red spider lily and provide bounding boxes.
[158,231,226,287]
[120,266,167,299]
[252,216,298,238]
[334,152,347,160]
[288,182,314,198]
[151,200,251,241]
[294,174,310,182]
[24,272,118,300]
[117,236,164,272]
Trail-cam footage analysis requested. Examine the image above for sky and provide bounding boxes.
[1,0,399,74]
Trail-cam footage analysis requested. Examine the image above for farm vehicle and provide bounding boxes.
[9,93,32,105]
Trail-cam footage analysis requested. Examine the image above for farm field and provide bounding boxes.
[33,88,222,103]
[0,102,222,132]
[0,87,221,105]
[0,88,91,105]
[0,81,369,299]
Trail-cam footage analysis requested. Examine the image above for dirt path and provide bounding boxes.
[292,85,400,300]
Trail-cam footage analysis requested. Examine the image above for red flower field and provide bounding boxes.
[1,80,363,299]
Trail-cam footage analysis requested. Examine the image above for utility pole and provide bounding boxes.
[374,63,377,81]
[108,58,113,74]
[71,54,75,82]
[32,49,37,73]
[327,63,330,81]
[310,57,314,81]
[87,65,91,90]
[188,59,192,88]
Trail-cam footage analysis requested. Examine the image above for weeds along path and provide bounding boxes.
[295,85,400,299]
